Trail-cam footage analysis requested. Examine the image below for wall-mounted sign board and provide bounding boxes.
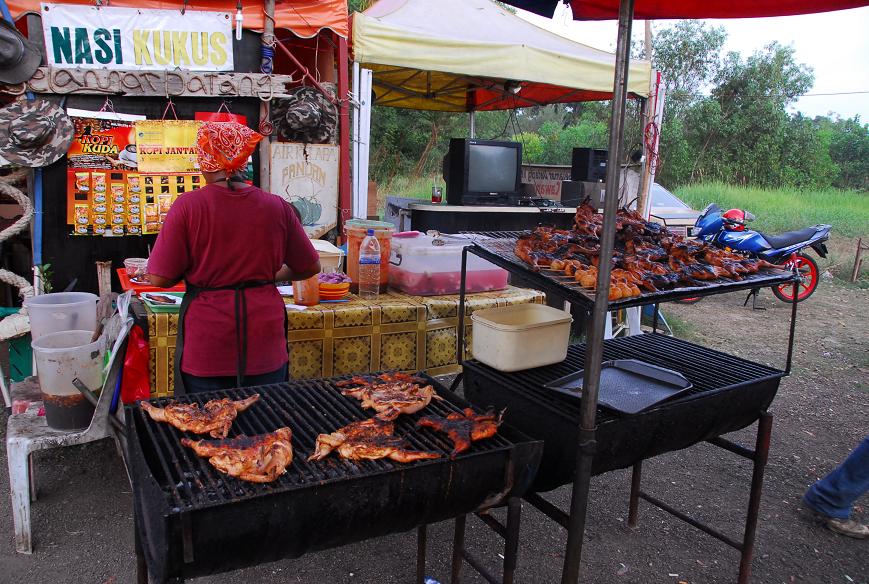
[40,3,233,72]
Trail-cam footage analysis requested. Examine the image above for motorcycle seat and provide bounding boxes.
[759,226,819,249]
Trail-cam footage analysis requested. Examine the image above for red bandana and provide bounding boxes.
[195,121,263,175]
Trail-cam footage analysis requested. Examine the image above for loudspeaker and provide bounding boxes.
[561,181,604,208]
[571,148,608,182]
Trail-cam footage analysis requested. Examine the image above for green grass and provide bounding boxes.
[674,182,868,239]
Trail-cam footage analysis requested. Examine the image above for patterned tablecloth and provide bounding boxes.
[144,287,545,398]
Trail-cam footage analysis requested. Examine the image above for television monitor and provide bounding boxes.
[444,138,522,205]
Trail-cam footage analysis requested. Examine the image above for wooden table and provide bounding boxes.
[143,287,545,398]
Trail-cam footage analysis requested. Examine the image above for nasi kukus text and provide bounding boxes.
[49,28,229,68]
[40,4,234,72]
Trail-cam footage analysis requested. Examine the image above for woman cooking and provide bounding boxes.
[147,121,320,394]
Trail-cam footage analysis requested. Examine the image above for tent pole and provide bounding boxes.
[561,0,635,582]
[636,20,653,214]
[469,111,476,138]
[258,0,275,192]
[337,34,352,232]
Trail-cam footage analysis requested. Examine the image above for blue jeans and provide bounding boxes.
[181,365,289,394]
[803,436,869,519]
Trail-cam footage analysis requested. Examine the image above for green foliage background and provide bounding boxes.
[351,13,867,195]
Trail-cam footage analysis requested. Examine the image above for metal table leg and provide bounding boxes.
[738,412,773,584]
[450,515,467,584]
[628,462,643,528]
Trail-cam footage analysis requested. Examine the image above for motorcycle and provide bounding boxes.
[689,204,831,303]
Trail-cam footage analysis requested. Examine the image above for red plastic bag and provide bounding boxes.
[121,324,151,403]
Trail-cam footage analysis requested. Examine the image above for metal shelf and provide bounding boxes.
[462,231,797,310]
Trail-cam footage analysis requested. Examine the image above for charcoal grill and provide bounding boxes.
[125,375,542,583]
[447,228,799,584]
[462,334,783,491]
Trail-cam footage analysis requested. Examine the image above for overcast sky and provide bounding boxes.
[517,4,869,122]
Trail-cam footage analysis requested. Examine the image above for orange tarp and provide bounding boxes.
[7,0,348,38]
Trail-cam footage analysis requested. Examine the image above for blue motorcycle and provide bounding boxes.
[692,204,831,302]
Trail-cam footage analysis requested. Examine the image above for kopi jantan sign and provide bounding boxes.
[40,3,234,72]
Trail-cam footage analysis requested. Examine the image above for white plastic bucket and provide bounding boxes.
[31,330,105,430]
[471,304,572,372]
[24,292,98,340]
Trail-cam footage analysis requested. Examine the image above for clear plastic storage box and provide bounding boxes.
[388,234,508,296]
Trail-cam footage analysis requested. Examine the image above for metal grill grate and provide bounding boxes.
[459,230,796,309]
[134,375,516,511]
[464,333,783,423]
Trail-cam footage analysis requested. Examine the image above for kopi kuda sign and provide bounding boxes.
[40,3,234,72]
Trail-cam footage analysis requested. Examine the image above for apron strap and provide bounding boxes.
[173,280,274,395]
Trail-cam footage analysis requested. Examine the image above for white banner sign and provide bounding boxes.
[40,3,233,72]
[271,143,339,238]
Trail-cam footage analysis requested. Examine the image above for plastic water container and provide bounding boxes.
[24,292,98,340]
[471,304,573,372]
[344,219,394,293]
[358,229,381,299]
[32,330,105,430]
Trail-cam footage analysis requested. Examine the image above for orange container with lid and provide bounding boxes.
[292,275,320,306]
[344,220,394,293]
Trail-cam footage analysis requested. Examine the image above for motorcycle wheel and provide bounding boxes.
[772,253,820,303]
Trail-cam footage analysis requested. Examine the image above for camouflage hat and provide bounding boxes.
[0,99,74,168]
[0,19,41,85]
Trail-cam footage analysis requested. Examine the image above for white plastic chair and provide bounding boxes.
[5,296,133,553]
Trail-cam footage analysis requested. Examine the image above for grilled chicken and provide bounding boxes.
[182,427,293,483]
[140,394,260,439]
[337,372,442,420]
[308,418,440,463]
[515,199,780,298]
[417,408,503,458]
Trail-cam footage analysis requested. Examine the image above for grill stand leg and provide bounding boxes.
[450,515,467,584]
[449,498,523,584]
[738,412,773,584]
[134,517,148,584]
[417,525,427,584]
[627,461,642,529]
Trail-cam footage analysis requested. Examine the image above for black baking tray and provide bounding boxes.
[543,359,693,415]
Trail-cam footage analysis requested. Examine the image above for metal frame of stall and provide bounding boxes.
[444,3,801,581]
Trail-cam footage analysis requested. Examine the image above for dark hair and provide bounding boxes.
[226,174,246,191]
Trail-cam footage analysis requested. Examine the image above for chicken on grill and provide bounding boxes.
[514,199,780,299]
[308,418,441,463]
[140,394,259,439]
[417,408,503,458]
[337,372,443,420]
[182,427,293,483]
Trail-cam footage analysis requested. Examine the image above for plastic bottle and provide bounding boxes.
[358,229,381,299]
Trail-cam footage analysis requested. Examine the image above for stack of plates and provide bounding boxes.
[319,282,350,301]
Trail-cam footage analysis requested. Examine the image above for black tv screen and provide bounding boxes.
[468,144,520,193]
[445,138,522,205]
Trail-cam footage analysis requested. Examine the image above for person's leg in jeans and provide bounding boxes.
[803,435,869,538]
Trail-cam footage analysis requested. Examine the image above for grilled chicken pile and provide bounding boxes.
[514,201,778,300]
[337,372,443,420]
[308,418,441,463]
[140,394,260,438]
[182,428,293,483]
[417,408,503,458]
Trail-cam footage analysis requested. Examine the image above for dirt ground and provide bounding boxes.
[0,280,866,584]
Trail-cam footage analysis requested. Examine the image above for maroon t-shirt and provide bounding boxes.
[148,184,318,377]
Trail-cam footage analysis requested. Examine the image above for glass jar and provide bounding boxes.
[292,275,320,306]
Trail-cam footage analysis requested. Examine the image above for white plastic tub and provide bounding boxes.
[31,330,105,429]
[24,292,98,340]
[471,304,572,372]
[310,238,345,272]
[389,234,508,296]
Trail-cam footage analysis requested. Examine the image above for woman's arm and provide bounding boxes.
[275,260,321,282]
[148,274,181,288]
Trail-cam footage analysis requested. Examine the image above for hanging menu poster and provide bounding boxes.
[134,120,203,173]
[66,108,146,235]
[270,142,339,239]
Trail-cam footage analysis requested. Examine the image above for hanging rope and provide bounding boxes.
[0,178,35,340]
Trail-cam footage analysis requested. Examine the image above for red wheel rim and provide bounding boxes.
[776,256,817,301]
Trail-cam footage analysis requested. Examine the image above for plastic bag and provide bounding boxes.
[121,324,151,403]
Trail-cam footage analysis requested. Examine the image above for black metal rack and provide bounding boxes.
[450,229,800,584]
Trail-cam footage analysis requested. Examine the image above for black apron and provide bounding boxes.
[173,279,278,396]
